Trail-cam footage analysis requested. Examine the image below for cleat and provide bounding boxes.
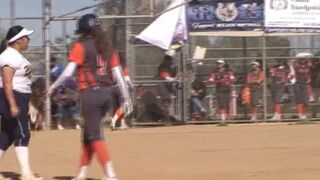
[57,124,64,130]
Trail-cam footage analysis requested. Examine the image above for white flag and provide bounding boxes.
[136,0,188,50]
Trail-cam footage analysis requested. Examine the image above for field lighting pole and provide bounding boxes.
[43,0,52,129]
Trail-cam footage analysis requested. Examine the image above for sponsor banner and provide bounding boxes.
[187,0,264,31]
[265,0,320,32]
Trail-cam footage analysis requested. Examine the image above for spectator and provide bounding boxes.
[50,56,64,82]
[135,85,174,123]
[29,77,46,130]
[190,77,207,120]
[53,78,81,130]
[157,53,178,122]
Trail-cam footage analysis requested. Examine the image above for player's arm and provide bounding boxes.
[1,66,19,117]
[111,52,133,115]
[48,42,83,94]
[48,62,77,93]
[123,68,134,89]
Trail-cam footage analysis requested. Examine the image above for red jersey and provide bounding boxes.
[68,39,120,90]
[247,70,264,85]
[269,66,289,84]
[294,62,311,84]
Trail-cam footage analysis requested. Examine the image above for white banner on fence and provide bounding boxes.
[136,0,187,50]
[265,0,320,32]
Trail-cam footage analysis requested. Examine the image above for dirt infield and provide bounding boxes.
[1,123,320,180]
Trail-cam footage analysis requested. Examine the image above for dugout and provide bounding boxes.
[187,31,320,123]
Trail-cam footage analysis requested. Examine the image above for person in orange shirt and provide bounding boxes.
[206,59,235,123]
[269,59,290,120]
[246,61,264,121]
[110,66,133,130]
[47,14,132,180]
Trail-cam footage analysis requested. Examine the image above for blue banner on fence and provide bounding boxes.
[187,0,264,31]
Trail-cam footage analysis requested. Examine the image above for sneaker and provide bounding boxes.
[299,114,307,120]
[110,125,116,131]
[75,124,81,130]
[57,124,64,130]
[250,116,257,122]
[270,114,281,121]
[119,124,129,130]
[20,174,43,180]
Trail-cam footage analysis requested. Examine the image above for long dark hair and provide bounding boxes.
[0,39,7,54]
[80,26,114,63]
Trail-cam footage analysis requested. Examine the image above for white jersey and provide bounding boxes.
[0,47,32,93]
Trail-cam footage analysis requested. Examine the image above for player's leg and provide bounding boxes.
[110,108,123,130]
[295,84,308,119]
[271,84,284,120]
[13,93,43,179]
[250,88,260,121]
[80,86,117,179]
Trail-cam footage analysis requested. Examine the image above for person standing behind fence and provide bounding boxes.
[293,52,314,119]
[206,59,235,123]
[246,61,264,121]
[269,59,290,120]
[158,52,178,122]
[46,14,132,180]
[0,25,43,180]
[190,77,207,120]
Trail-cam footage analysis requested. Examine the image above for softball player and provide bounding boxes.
[110,67,133,130]
[293,52,314,119]
[246,61,264,121]
[269,59,290,120]
[47,14,132,180]
[0,26,43,179]
[207,59,235,123]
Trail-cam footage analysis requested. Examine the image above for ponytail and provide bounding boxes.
[0,39,8,54]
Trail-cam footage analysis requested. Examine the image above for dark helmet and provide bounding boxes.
[76,14,101,34]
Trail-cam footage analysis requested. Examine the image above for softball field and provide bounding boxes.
[1,123,320,180]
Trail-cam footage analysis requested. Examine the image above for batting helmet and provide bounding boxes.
[76,13,101,34]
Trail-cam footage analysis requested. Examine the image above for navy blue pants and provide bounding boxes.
[80,86,113,143]
[0,89,31,150]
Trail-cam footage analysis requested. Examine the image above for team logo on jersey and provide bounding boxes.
[215,2,238,22]
[270,0,288,10]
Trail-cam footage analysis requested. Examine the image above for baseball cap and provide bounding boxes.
[165,49,176,57]
[216,59,225,64]
[8,27,33,43]
[250,61,260,66]
[295,52,313,58]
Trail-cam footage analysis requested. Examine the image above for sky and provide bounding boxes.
[0,0,97,45]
